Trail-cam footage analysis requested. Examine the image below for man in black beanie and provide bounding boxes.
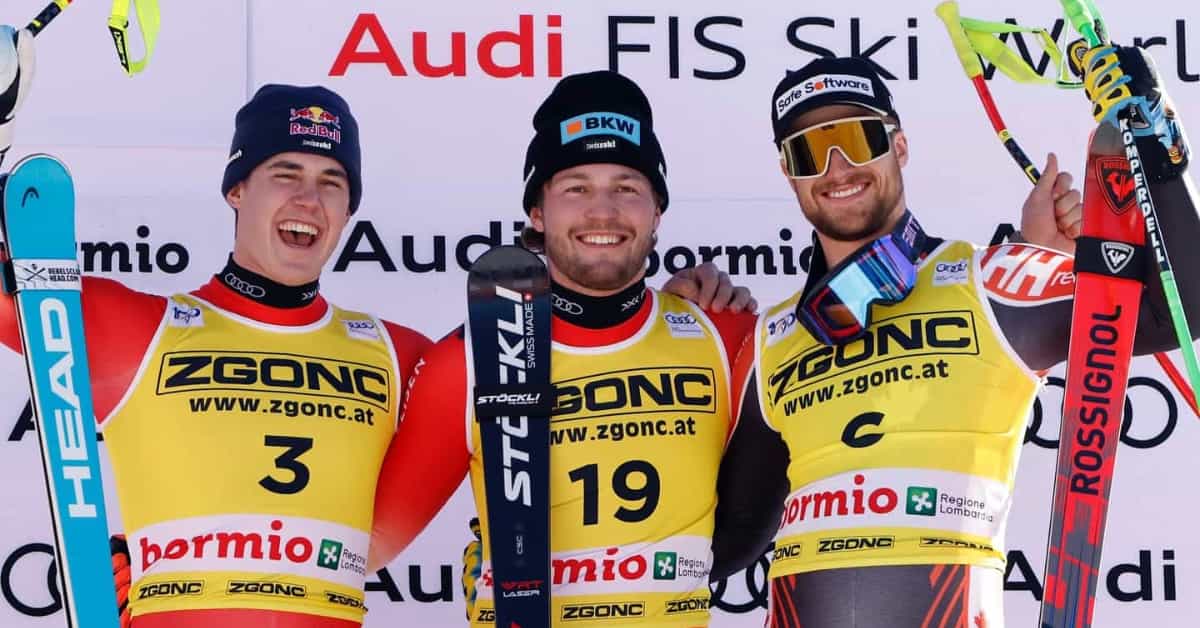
[519,70,670,295]
[369,70,759,627]
[0,69,434,626]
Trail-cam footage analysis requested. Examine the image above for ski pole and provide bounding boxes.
[25,1,160,75]
[1059,0,1200,416]
[935,1,1041,183]
[1034,1,1199,625]
[27,0,73,36]
[936,0,1198,417]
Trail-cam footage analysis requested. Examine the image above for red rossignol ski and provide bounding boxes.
[1039,127,1146,628]
[937,2,1195,624]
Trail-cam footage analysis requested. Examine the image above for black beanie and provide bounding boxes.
[521,71,668,213]
[221,84,363,214]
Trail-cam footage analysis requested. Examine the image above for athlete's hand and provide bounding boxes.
[1079,43,1188,181]
[0,25,34,164]
[662,262,758,314]
[1020,152,1082,255]
[111,535,132,628]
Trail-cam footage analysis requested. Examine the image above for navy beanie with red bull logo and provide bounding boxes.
[221,84,363,214]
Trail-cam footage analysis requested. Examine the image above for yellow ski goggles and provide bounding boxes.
[779,116,897,179]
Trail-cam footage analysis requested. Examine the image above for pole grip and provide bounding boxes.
[26,0,72,37]
[1059,0,1102,45]
[935,2,985,79]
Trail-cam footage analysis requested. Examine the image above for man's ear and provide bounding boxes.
[529,205,546,232]
[893,130,909,168]
[226,182,244,211]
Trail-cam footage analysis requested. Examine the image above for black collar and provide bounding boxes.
[551,279,647,329]
[216,256,320,309]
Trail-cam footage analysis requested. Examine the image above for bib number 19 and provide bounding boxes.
[568,460,660,525]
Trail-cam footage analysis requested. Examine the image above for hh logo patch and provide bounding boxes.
[979,245,1074,305]
[932,259,969,286]
[1097,157,1136,215]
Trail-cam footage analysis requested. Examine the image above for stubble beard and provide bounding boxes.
[545,233,653,292]
[808,175,904,243]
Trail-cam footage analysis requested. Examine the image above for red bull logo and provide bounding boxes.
[290,106,341,127]
[288,105,342,144]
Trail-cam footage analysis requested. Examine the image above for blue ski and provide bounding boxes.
[0,154,119,628]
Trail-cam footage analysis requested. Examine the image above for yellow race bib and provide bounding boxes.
[102,294,399,622]
[754,241,1040,577]
[468,291,731,627]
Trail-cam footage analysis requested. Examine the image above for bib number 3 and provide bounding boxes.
[260,435,313,494]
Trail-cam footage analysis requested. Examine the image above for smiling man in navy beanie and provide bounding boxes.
[223,83,363,215]
[6,79,436,627]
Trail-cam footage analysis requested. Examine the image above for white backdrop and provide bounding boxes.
[0,0,1197,625]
